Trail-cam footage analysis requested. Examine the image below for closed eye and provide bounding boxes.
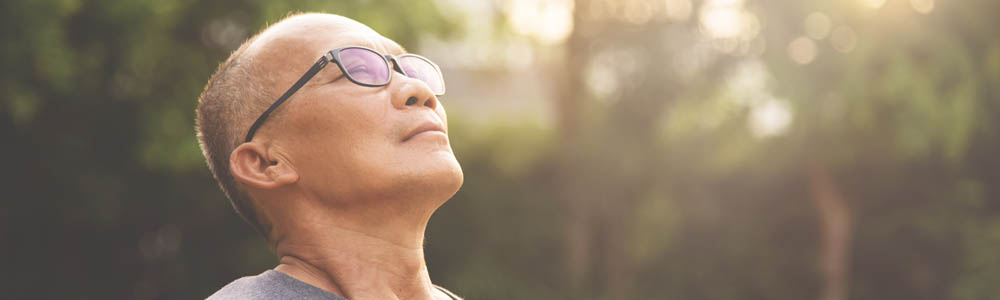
[347,64,369,74]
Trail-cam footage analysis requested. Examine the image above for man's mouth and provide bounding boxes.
[402,122,446,142]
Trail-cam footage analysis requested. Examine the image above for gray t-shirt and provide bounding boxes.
[206,270,461,300]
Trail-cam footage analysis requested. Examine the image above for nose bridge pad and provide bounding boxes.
[387,55,405,75]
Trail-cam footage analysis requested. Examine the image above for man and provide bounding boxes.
[195,12,464,300]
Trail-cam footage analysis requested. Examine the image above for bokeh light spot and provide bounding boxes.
[787,37,818,65]
[830,26,858,53]
[804,12,832,40]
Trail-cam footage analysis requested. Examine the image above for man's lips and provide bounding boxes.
[402,122,446,142]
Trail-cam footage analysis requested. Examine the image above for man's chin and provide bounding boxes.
[422,156,464,192]
[399,157,463,199]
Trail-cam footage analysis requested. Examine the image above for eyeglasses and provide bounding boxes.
[244,46,446,142]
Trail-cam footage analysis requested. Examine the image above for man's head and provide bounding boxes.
[196,13,463,240]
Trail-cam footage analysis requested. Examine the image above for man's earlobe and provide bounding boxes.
[230,143,299,189]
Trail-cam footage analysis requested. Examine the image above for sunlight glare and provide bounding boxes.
[861,0,887,9]
[749,98,793,138]
[910,0,935,14]
[508,0,575,45]
[699,0,758,41]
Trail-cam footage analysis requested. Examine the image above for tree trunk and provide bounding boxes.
[558,0,591,293]
[808,159,852,300]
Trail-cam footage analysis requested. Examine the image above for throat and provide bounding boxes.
[273,226,435,300]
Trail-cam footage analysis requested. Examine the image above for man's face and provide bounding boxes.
[249,15,463,207]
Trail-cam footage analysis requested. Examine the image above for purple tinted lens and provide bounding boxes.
[399,55,445,95]
[339,48,390,85]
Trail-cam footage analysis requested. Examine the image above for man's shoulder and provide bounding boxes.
[206,269,463,300]
[206,270,346,300]
[434,285,464,300]
[205,271,270,300]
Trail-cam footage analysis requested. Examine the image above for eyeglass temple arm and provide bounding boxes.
[244,54,332,143]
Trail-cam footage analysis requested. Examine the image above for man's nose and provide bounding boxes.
[390,72,438,110]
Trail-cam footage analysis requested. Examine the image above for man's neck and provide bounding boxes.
[271,210,440,300]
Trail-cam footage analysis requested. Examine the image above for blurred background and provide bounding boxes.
[3,0,999,299]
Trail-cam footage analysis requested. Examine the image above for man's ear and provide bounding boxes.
[230,142,299,189]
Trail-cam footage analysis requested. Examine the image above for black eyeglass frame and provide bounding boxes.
[243,46,446,143]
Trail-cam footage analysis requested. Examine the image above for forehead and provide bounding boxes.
[331,32,405,55]
[250,14,405,64]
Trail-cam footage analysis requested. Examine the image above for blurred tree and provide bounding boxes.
[553,0,746,298]
[541,0,1000,299]
[754,0,1000,299]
